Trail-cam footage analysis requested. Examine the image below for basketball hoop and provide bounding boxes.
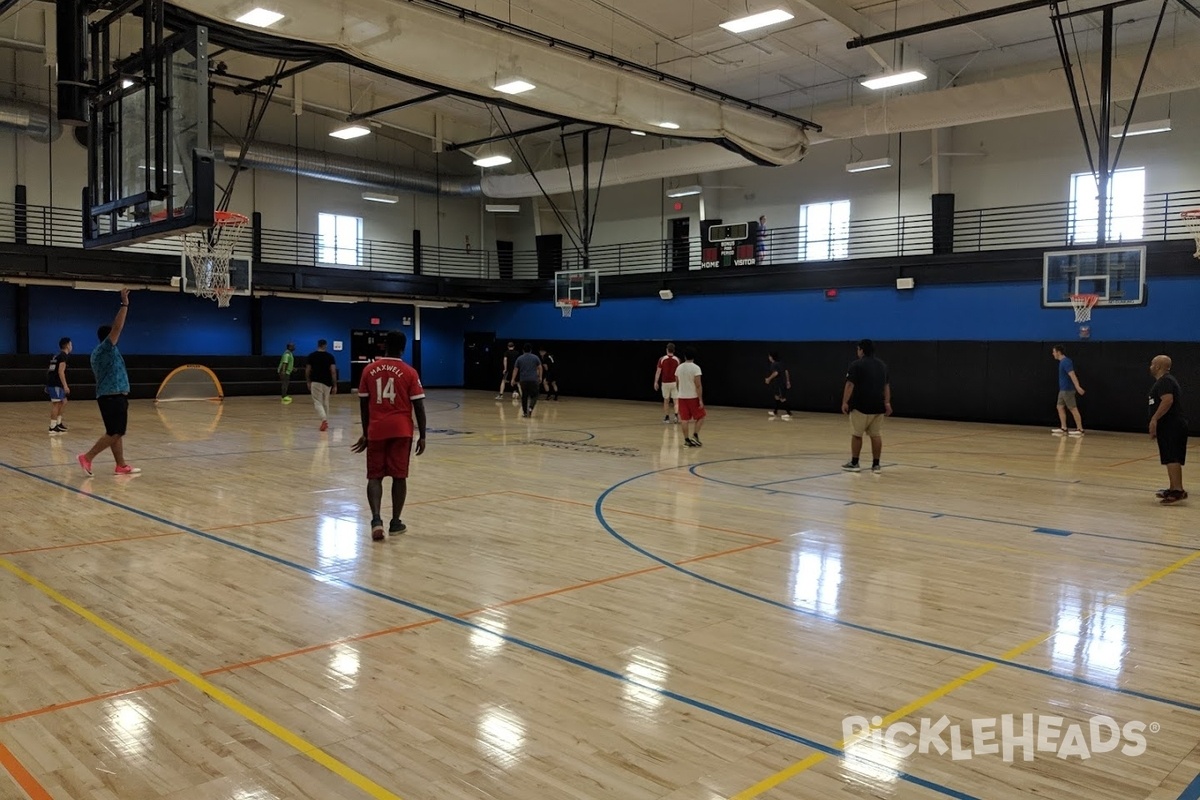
[1182,209,1200,259]
[1069,293,1099,324]
[181,211,250,306]
[556,298,580,318]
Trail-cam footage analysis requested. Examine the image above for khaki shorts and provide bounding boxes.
[1057,390,1078,409]
[661,381,678,401]
[850,410,884,437]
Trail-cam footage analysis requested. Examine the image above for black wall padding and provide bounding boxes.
[510,339,1200,434]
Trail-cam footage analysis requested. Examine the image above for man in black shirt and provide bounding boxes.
[496,341,519,401]
[1148,354,1188,504]
[305,339,338,432]
[841,339,892,473]
[765,351,792,420]
[539,346,559,400]
[45,337,72,434]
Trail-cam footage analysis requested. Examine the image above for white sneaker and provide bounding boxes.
[767,412,776,420]
[1068,429,1084,437]
[1050,428,1067,435]
[781,414,792,421]
[512,391,519,399]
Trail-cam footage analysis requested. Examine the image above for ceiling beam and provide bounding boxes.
[346,91,448,122]
[847,0,1049,50]
[233,60,327,95]
[445,120,571,152]
[790,0,894,68]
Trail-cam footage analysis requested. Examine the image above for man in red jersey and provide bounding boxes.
[352,331,427,541]
[653,342,681,424]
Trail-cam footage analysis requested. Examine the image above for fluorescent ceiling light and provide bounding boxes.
[860,70,926,90]
[121,79,135,88]
[73,281,123,291]
[330,125,371,140]
[319,295,361,304]
[485,204,521,213]
[666,185,703,198]
[655,121,680,130]
[473,154,513,168]
[719,9,794,34]
[362,191,399,204]
[235,8,284,28]
[493,78,535,95]
[845,157,893,173]
[630,130,647,136]
[1110,118,1171,138]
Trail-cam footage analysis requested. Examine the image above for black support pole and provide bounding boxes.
[15,285,30,355]
[55,0,87,126]
[1097,6,1114,246]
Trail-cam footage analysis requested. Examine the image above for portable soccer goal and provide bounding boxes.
[155,364,224,402]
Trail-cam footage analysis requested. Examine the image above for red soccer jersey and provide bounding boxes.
[357,357,425,440]
[658,354,680,383]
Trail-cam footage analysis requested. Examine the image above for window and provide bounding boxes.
[799,200,850,261]
[1069,168,1144,244]
[318,213,363,265]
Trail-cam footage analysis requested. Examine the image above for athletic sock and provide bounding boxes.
[872,460,880,467]
[850,458,859,466]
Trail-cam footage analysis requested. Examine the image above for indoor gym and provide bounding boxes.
[1,1,1200,799]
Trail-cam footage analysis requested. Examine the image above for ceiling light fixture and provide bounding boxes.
[630,130,647,136]
[719,9,794,34]
[665,185,702,198]
[845,157,893,173]
[485,204,521,213]
[235,8,284,28]
[860,70,927,90]
[493,78,535,95]
[1110,118,1171,138]
[329,125,371,140]
[362,191,400,204]
[655,121,681,130]
[473,154,513,168]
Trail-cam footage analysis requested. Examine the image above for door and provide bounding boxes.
[463,332,498,390]
[497,240,514,280]
[670,217,690,271]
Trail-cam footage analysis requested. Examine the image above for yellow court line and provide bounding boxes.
[732,548,1200,799]
[0,558,403,800]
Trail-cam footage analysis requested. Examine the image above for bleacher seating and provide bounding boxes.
[0,354,345,402]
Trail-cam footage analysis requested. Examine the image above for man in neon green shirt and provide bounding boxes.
[278,342,296,403]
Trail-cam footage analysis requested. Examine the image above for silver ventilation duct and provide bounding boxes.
[212,140,482,197]
[0,99,62,143]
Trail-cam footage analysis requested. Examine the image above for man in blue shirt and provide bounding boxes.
[78,289,140,476]
[1052,345,1086,436]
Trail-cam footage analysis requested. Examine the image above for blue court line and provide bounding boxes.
[1033,528,1074,537]
[1177,769,1200,800]
[0,459,975,800]
[592,460,1200,714]
[690,463,1200,553]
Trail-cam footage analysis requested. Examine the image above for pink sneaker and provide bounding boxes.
[114,464,142,475]
[319,420,329,431]
[77,453,93,476]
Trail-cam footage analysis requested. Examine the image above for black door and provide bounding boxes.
[670,217,690,271]
[497,240,514,280]
[464,332,498,390]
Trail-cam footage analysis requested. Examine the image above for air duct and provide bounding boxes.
[212,140,481,197]
[0,99,62,143]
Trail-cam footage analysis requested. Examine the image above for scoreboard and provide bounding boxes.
[701,220,759,269]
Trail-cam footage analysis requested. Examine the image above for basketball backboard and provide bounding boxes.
[554,269,599,307]
[1042,246,1146,307]
[84,15,213,249]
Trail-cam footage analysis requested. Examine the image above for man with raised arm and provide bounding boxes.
[78,289,140,476]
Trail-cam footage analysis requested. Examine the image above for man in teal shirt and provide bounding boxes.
[278,342,296,403]
[78,289,140,476]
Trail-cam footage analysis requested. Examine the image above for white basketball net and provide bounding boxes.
[1183,211,1200,259]
[557,300,578,318]
[1070,294,1099,323]
[183,215,249,307]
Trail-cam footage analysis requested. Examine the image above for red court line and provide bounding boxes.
[0,740,52,800]
[509,490,779,542]
[0,531,183,556]
[1106,453,1156,468]
[1,535,780,725]
[204,514,317,532]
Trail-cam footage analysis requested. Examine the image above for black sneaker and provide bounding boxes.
[389,519,407,535]
[693,437,702,447]
[842,461,861,472]
[371,518,385,542]
[1160,490,1188,504]
[54,423,68,433]
[684,438,698,447]
[871,463,881,474]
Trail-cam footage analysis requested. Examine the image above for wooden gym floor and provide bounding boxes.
[1,391,1198,800]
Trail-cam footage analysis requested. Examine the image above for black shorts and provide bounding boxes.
[1156,420,1188,465]
[97,394,129,437]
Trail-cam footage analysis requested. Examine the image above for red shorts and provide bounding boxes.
[366,437,413,479]
[677,397,706,421]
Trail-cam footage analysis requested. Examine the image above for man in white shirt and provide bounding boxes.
[675,349,705,447]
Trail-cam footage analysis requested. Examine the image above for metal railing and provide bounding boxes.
[1,189,1197,280]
